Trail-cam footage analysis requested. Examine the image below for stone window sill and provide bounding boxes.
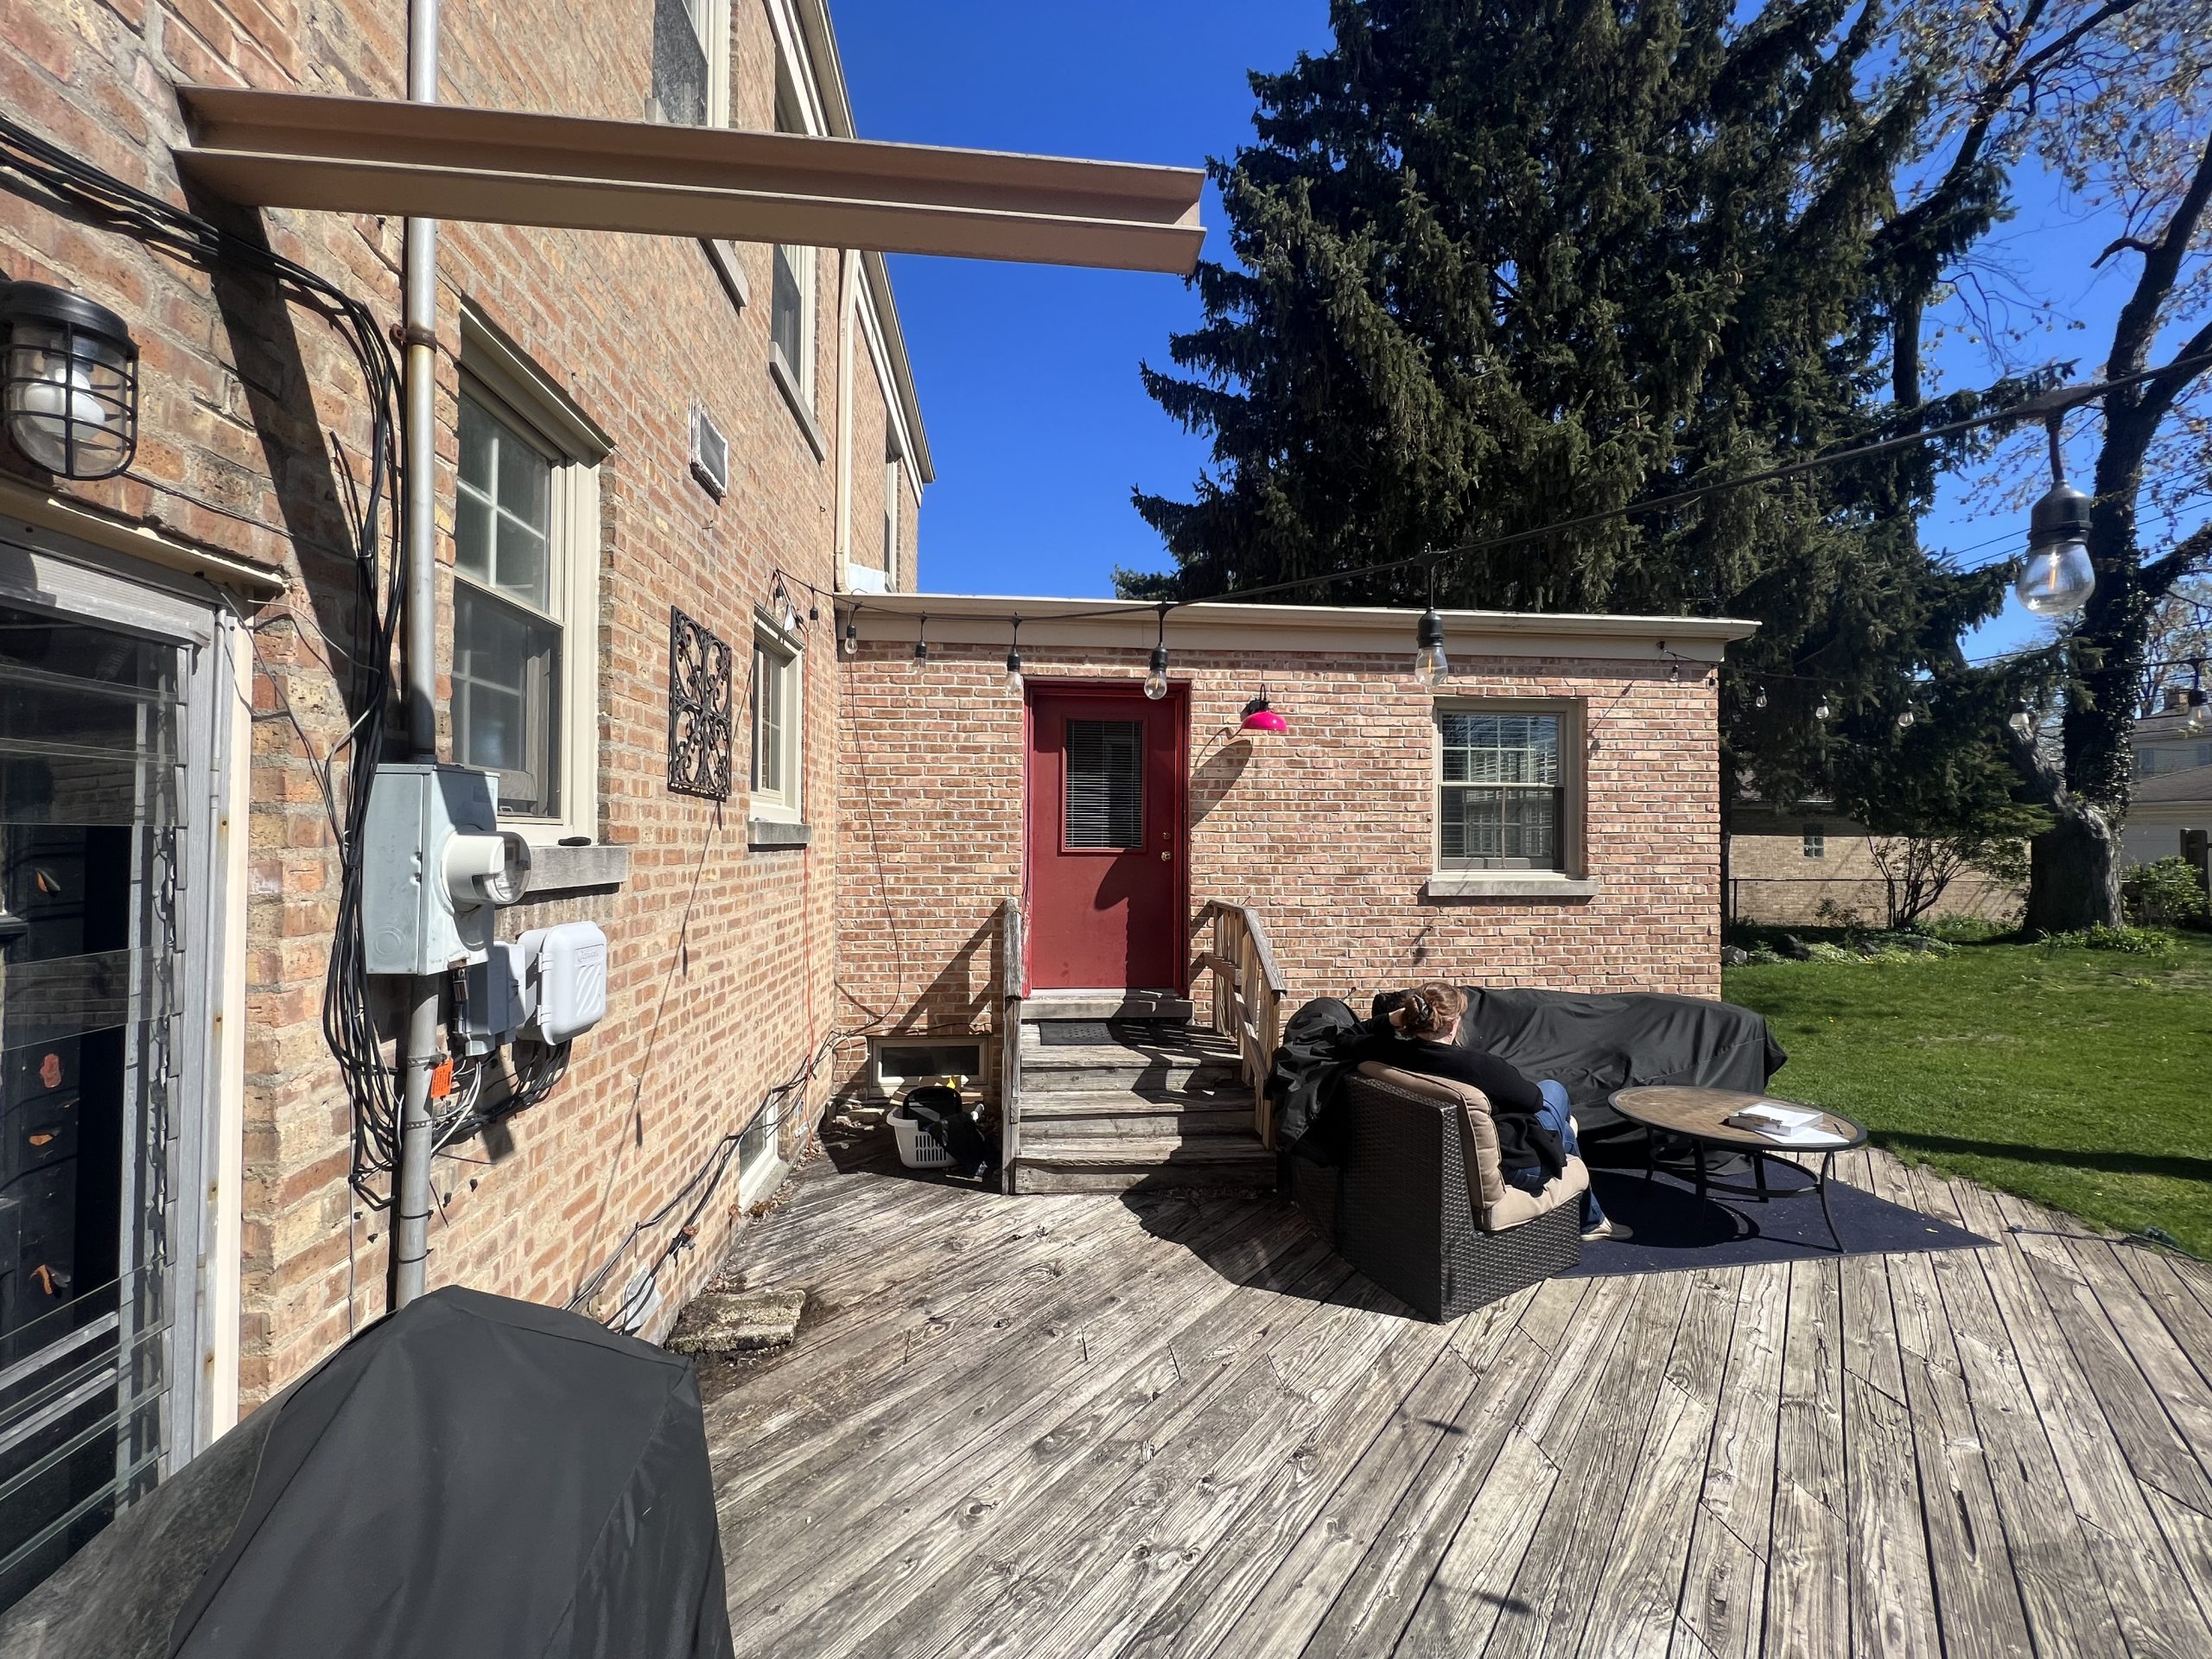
[749,818,813,849]
[524,842,632,895]
[767,346,826,461]
[1424,872,1600,900]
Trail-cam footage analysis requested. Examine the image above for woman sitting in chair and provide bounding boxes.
[1357,983,1622,1242]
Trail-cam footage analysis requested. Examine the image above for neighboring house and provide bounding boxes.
[1726,805,2020,926]
[2126,692,2212,874]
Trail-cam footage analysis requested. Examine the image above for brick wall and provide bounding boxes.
[1728,819,2022,927]
[4,0,905,1408]
[835,638,1726,1084]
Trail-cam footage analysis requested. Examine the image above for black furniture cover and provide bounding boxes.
[0,1286,735,1659]
[1453,984,1787,1152]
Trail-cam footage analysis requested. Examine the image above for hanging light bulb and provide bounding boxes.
[1004,617,1024,696]
[1668,659,1682,683]
[1143,605,1170,700]
[1413,563,1449,688]
[2016,414,2095,617]
[842,617,858,656]
[2007,703,2035,741]
[2186,666,2208,734]
[1754,687,1769,711]
[1815,696,1832,721]
[1896,708,1916,730]
[912,615,928,667]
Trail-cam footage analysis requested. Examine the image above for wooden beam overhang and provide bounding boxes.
[172,89,1206,275]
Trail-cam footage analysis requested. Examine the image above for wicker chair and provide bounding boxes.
[1292,1062,1585,1319]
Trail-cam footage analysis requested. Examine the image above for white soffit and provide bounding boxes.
[172,90,1206,276]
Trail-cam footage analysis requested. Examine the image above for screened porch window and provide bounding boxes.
[1438,710,1568,871]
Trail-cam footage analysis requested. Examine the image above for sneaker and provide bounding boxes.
[1582,1218,1631,1243]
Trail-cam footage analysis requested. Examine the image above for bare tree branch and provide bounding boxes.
[2108,126,2212,383]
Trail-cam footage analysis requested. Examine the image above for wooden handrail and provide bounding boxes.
[998,897,1023,1192]
[1203,901,1287,1148]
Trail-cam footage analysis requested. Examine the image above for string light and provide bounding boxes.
[1143,603,1170,700]
[912,614,928,667]
[1815,696,1832,721]
[2008,703,2036,740]
[1414,564,1448,688]
[1754,688,1769,710]
[842,616,858,656]
[2017,412,2096,616]
[1896,708,1916,730]
[1005,615,1024,696]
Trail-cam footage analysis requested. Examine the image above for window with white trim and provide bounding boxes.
[651,0,728,126]
[881,440,902,588]
[1802,825,1826,859]
[449,332,605,842]
[750,620,804,821]
[769,73,817,407]
[1436,704,1580,873]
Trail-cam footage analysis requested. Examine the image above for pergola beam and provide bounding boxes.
[173,89,1205,274]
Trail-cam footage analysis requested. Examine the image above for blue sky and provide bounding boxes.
[830,1,2194,661]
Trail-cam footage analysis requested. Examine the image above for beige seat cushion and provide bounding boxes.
[1354,1061,1587,1232]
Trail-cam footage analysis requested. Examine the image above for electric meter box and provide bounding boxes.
[519,921,608,1046]
[362,763,503,976]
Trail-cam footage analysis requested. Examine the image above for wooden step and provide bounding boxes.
[1020,1091,1255,1137]
[1020,988,1194,1023]
[1019,1046,1243,1095]
[1013,1134,1276,1194]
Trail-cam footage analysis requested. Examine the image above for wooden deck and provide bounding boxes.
[700,1132,2212,1657]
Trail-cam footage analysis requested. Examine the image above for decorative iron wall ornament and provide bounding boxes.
[667,606,734,799]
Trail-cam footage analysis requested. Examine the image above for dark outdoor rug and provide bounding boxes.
[1033,1020,1116,1046]
[1560,1164,1991,1278]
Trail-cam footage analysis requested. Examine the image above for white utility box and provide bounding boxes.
[361,764,532,975]
[518,921,608,1046]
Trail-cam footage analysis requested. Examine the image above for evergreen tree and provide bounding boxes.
[1126,0,2016,840]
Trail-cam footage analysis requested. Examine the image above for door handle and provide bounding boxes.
[1160,851,1171,861]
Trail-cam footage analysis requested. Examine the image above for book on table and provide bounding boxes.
[1722,1100,1849,1148]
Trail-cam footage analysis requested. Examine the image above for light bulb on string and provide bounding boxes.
[1005,616,1024,696]
[1413,564,1448,688]
[1896,709,1916,730]
[1815,696,1832,722]
[2016,414,2095,617]
[2008,703,2036,741]
[1143,604,1170,700]
[842,615,858,657]
[1754,687,1768,711]
[912,615,928,668]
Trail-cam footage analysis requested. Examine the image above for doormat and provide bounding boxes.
[1033,1020,1116,1046]
[1559,1165,1989,1278]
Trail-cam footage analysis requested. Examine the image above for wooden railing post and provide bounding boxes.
[1197,899,1287,1151]
[999,897,1023,1193]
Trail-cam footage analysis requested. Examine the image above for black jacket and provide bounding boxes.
[1345,1019,1566,1185]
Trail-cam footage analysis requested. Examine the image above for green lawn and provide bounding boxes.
[1722,931,2212,1256]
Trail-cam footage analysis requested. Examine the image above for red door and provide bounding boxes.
[1027,685,1185,992]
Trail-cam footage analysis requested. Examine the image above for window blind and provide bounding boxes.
[1065,720,1143,849]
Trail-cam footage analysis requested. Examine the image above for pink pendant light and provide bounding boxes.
[1239,691,1287,735]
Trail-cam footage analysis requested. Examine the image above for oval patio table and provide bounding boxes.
[1608,1084,1868,1253]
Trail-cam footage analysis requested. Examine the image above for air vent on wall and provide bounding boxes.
[690,405,729,499]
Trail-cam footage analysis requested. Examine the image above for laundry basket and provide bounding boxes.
[887,1086,969,1170]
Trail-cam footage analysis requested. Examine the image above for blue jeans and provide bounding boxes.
[1504,1079,1605,1230]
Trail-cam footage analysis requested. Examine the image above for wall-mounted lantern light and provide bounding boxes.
[1239,690,1287,735]
[2,282,139,481]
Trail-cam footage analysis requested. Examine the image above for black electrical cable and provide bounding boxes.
[0,113,410,1208]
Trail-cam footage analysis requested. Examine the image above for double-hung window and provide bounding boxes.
[750,619,804,822]
[881,441,901,587]
[651,0,728,126]
[769,74,817,410]
[1436,706,1577,873]
[451,311,608,842]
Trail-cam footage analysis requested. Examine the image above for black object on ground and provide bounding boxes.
[1562,1166,1988,1278]
[0,1286,736,1658]
[903,1085,999,1178]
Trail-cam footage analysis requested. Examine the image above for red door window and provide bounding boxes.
[1027,688,1184,992]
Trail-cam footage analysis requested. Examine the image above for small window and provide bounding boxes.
[1065,720,1144,850]
[1802,825,1826,860]
[873,1040,983,1097]
[1438,710,1566,870]
[770,75,817,406]
[454,393,566,818]
[750,625,803,820]
[881,442,901,588]
[652,0,728,126]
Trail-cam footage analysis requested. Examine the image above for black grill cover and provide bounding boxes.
[1453,984,1787,1147]
[160,1286,734,1659]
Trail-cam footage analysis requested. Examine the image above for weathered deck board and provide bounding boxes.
[703,1143,2212,1657]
